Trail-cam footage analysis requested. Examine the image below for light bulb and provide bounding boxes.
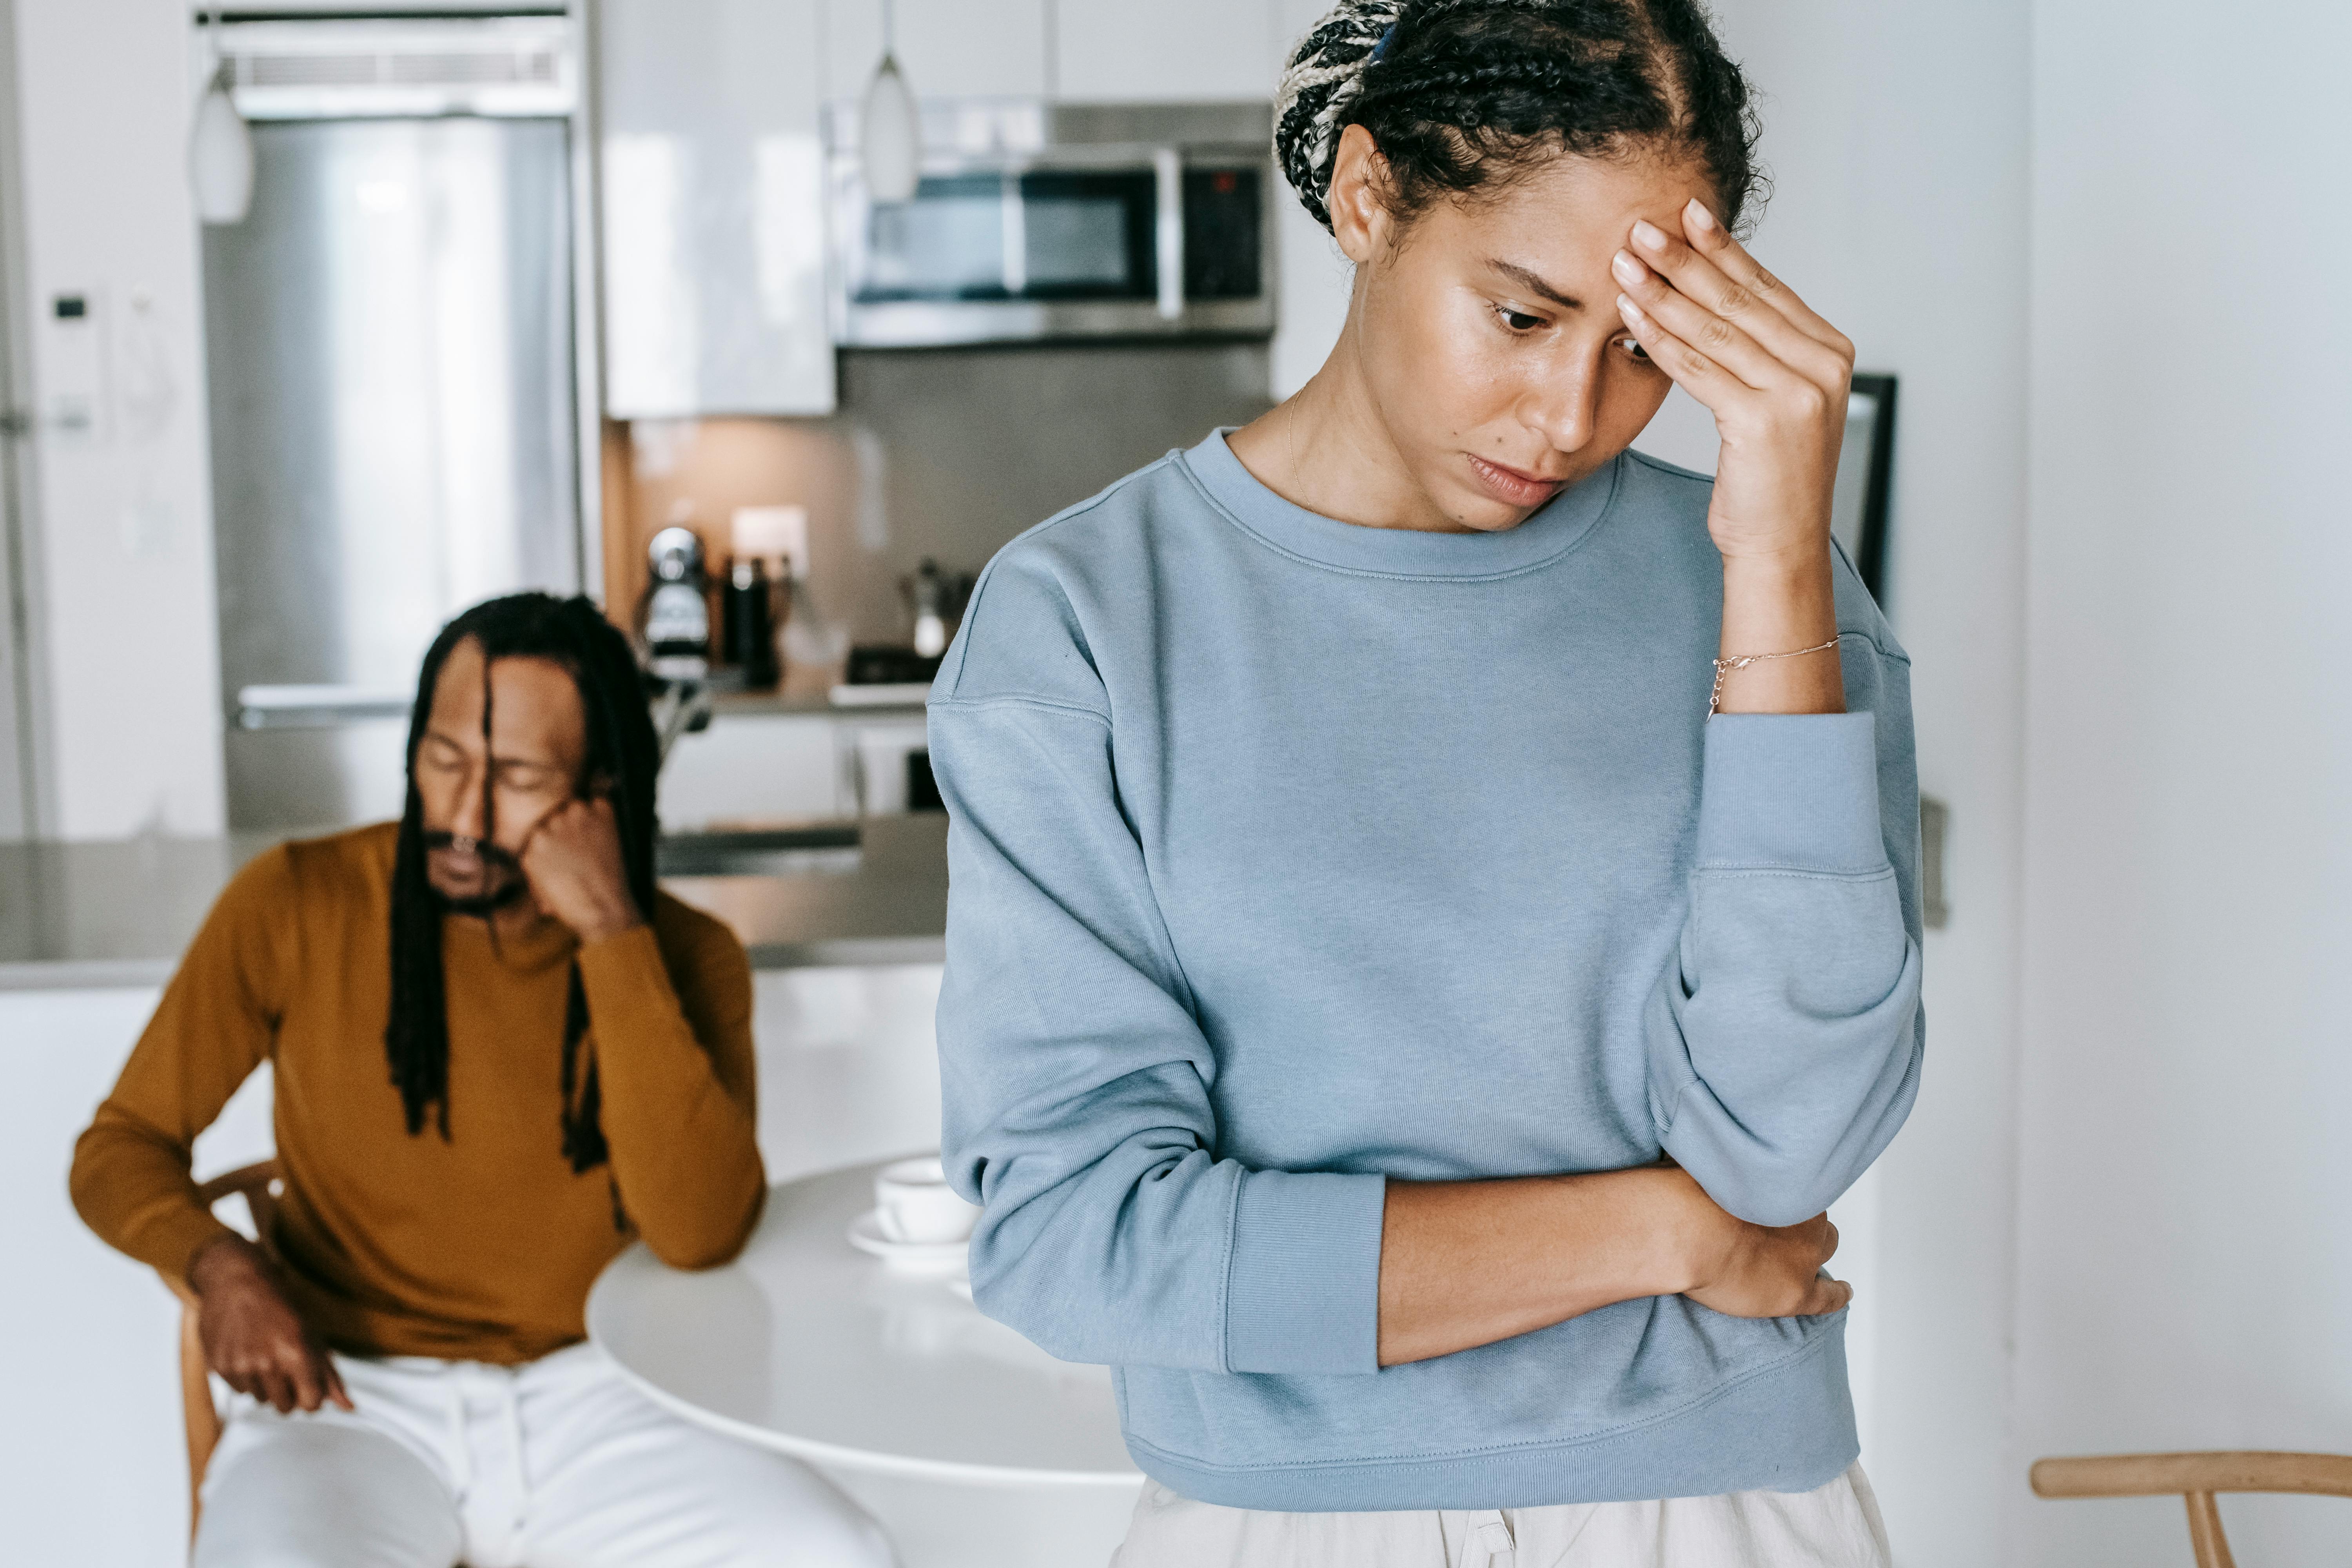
[189,63,254,226]
[860,54,920,205]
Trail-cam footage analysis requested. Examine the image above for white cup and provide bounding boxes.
[873,1156,980,1245]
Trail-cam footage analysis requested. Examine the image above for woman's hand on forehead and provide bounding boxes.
[1604,198,1856,565]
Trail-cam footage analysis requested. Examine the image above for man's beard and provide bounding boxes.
[422,830,530,916]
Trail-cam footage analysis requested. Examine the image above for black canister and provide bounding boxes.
[721,556,780,688]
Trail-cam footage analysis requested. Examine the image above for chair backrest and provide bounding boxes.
[173,1160,283,1542]
[2031,1451,2352,1568]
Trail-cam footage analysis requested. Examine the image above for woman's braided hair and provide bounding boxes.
[1274,0,1764,234]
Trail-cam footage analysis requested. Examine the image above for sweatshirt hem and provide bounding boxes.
[1123,1318,1855,1512]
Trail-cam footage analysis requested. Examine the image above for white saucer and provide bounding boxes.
[846,1209,971,1273]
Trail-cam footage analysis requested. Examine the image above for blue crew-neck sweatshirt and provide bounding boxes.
[928,430,1924,1512]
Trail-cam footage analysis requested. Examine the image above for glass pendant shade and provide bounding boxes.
[860,54,921,204]
[190,64,254,225]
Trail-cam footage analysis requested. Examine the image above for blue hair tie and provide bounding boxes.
[1369,21,1398,63]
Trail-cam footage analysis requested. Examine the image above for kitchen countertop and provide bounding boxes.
[696,660,928,722]
[706,689,927,720]
[0,815,949,993]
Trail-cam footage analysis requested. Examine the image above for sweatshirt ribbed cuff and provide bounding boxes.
[1223,1169,1386,1376]
[1695,713,1886,872]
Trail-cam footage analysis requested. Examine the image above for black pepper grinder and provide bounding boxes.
[722,555,780,688]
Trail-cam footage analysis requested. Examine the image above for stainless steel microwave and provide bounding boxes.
[824,99,1276,347]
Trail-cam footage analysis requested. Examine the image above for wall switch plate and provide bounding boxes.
[43,284,102,445]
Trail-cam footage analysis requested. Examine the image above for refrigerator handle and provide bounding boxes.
[1153,147,1184,321]
[234,684,415,730]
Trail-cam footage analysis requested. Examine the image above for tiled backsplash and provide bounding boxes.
[606,342,1275,657]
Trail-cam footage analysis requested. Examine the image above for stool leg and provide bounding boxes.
[180,1303,223,1542]
[2184,1492,2236,1568]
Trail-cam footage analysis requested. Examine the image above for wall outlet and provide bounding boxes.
[1920,795,1950,929]
[732,504,810,580]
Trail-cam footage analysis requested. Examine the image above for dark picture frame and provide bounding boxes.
[1834,372,1898,604]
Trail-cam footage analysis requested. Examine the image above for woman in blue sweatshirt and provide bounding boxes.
[929,2,1924,1563]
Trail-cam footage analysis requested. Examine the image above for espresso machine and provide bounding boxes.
[637,524,715,758]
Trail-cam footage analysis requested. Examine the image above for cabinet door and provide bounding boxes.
[657,713,842,827]
[822,0,1048,103]
[599,0,836,416]
[1055,0,1278,101]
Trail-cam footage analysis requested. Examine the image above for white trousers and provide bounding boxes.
[194,1341,895,1568]
[1111,1463,1890,1568]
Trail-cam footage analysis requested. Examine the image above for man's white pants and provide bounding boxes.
[194,1341,895,1568]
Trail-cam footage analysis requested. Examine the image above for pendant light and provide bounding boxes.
[189,14,253,225]
[860,0,921,204]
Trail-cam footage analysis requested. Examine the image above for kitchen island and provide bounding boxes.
[0,813,948,990]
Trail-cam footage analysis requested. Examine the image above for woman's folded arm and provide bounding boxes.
[1646,641,1927,1228]
[932,693,1388,1376]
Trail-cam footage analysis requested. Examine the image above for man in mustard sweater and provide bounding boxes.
[72,593,891,1568]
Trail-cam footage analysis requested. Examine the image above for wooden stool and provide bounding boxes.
[2030,1450,2352,1568]
[167,1160,281,1543]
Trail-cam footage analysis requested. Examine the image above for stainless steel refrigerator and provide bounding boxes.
[202,16,589,831]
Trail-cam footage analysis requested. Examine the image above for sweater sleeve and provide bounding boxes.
[578,903,765,1269]
[1645,634,1926,1228]
[930,690,1387,1378]
[69,846,292,1285]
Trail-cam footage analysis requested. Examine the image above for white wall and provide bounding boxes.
[11,0,225,837]
[2012,4,2352,1563]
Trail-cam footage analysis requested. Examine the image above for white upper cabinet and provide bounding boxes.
[822,0,1287,107]
[1055,0,1283,102]
[598,0,836,417]
[822,0,1049,102]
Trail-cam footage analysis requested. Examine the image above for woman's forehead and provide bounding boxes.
[1441,151,1713,269]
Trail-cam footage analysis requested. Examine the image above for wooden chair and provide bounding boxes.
[168,1160,282,1541]
[2030,1450,2352,1568]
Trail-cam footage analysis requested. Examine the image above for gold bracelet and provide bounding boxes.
[1710,634,1842,715]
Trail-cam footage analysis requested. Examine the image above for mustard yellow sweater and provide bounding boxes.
[70,822,764,1363]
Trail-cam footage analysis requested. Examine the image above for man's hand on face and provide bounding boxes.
[519,796,646,947]
[187,1234,353,1416]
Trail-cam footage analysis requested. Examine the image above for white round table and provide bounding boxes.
[588,1160,1143,1567]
